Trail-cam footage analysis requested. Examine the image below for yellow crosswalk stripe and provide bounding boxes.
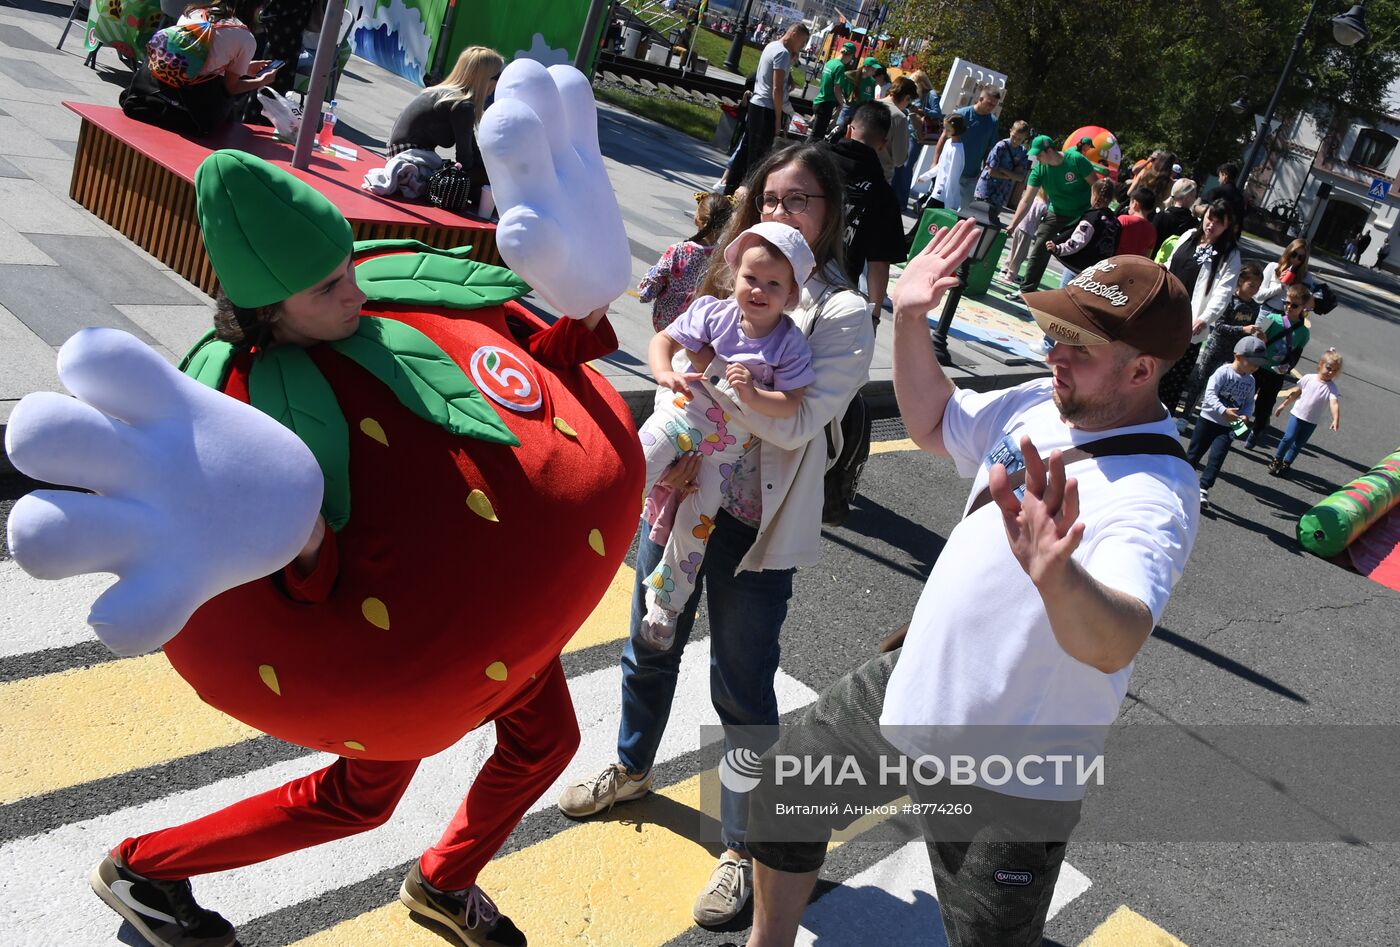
[291,775,718,947]
[0,565,635,804]
[0,654,259,805]
[1079,905,1189,946]
[292,776,889,947]
[869,438,919,456]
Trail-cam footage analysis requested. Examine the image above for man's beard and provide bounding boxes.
[1051,384,1122,430]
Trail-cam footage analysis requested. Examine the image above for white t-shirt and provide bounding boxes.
[880,379,1199,799]
[929,141,965,211]
[751,41,791,109]
[1291,373,1340,424]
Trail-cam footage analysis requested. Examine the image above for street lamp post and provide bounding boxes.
[1193,76,1250,181]
[931,209,1002,366]
[724,0,757,72]
[1239,0,1370,190]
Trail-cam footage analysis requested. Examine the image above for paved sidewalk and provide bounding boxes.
[0,0,1041,474]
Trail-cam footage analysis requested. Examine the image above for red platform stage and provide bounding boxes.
[65,102,499,298]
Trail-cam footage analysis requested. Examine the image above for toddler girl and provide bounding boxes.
[638,192,734,331]
[1270,349,1342,477]
[638,222,817,647]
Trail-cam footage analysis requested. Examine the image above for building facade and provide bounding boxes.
[1247,79,1400,268]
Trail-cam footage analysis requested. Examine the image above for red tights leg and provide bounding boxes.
[117,756,420,879]
[419,659,580,890]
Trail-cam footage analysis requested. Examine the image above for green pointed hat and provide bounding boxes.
[195,150,354,309]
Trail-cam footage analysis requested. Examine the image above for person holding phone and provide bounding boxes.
[124,0,280,135]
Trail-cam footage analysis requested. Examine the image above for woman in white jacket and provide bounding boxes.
[1161,198,1241,414]
[557,142,874,927]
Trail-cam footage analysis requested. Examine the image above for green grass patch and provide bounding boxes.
[616,1,805,86]
[596,85,720,142]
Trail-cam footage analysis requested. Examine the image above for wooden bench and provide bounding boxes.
[64,102,500,298]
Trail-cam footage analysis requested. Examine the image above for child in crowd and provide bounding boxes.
[637,222,817,647]
[1188,335,1268,509]
[1269,348,1343,477]
[1047,179,1119,286]
[1181,260,1263,420]
[1246,281,1315,448]
[1001,194,1047,284]
[915,113,966,212]
[639,192,734,331]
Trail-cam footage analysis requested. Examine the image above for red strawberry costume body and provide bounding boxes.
[122,282,642,889]
[99,147,642,938]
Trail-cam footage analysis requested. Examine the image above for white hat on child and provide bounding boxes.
[723,222,816,287]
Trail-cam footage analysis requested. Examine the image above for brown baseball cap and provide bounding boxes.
[1024,256,1192,360]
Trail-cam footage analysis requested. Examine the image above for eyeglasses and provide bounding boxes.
[1284,301,1310,310]
[756,191,825,215]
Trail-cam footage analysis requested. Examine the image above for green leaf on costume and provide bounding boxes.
[329,317,519,447]
[248,348,352,532]
[179,329,237,391]
[354,250,531,311]
[352,239,476,259]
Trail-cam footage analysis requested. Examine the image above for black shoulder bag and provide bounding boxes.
[805,286,872,527]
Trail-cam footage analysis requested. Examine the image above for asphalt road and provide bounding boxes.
[2,277,1398,946]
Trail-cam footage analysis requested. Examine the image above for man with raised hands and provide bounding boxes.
[742,235,1200,946]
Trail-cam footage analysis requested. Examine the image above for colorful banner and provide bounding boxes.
[347,0,601,86]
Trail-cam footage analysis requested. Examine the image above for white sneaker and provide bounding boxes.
[692,853,751,926]
[1199,488,1210,509]
[557,763,652,818]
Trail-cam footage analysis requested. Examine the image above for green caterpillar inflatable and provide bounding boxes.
[1298,449,1400,557]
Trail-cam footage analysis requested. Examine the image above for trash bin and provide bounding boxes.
[622,26,643,58]
[907,207,1007,298]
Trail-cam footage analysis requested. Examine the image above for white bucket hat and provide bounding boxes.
[723,222,816,288]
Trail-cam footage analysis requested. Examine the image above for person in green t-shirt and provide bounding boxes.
[809,42,856,141]
[1005,134,1102,298]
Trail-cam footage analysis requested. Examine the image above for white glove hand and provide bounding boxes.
[4,328,323,656]
[478,59,630,318]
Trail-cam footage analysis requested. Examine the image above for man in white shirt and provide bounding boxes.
[742,234,1201,947]
[724,22,809,195]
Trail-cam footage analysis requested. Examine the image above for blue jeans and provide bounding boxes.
[617,509,794,854]
[1275,415,1318,464]
[1187,417,1234,489]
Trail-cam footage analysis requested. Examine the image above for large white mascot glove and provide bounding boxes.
[479,59,630,318]
[4,329,323,656]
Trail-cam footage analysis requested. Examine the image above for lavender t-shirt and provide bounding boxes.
[665,295,816,391]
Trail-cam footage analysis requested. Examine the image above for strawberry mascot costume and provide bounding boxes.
[3,61,640,947]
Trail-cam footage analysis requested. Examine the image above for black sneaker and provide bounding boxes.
[399,862,526,946]
[90,854,235,947]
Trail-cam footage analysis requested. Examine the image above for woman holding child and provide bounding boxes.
[557,143,875,929]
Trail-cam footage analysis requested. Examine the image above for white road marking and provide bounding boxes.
[0,559,112,659]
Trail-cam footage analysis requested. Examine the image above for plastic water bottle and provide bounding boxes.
[318,100,338,152]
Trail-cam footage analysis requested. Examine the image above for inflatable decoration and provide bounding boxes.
[1064,125,1122,181]
[1297,448,1400,558]
[480,58,631,318]
[3,66,644,762]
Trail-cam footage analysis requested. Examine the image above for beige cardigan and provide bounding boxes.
[676,268,874,573]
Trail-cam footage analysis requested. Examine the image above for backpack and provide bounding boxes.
[1053,209,1121,272]
[806,286,872,527]
[1154,231,1183,266]
[146,14,231,88]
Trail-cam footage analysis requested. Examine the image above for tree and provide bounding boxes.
[885,0,1400,184]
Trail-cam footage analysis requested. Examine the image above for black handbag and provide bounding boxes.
[1311,279,1340,315]
[427,164,472,212]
